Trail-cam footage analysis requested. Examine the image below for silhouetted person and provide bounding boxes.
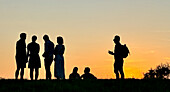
[81,67,97,80]
[108,35,125,79]
[15,33,27,80]
[42,35,54,80]
[69,67,81,80]
[27,35,41,80]
[54,36,65,79]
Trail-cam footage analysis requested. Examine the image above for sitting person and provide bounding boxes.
[81,67,97,80]
[69,67,81,80]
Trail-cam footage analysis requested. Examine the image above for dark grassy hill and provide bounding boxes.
[0,79,169,92]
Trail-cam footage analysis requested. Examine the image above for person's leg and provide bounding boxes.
[119,69,124,79]
[15,67,20,80]
[44,59,48,80]
[30,68,34,80]
[46,58,52,80]
[48,60,53,80]
[20,68,24,80]
[114,63,119,79]
[46,65,51,80]
[114,70,119,79]
[45,65,49,79]
[119,63,124,79]
[35,68,39,80]
[120,72,124,79]
[48,65,51,80]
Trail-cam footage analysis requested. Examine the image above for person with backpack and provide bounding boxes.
[108,35,129,79]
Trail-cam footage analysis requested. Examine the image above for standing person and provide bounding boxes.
[42,35,54,80]
[54,36,65,79]
[15,33,27,80]
[108,35,129,79]
[27,35,41,80]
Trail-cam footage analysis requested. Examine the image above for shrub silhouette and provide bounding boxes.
[144,63,170,79]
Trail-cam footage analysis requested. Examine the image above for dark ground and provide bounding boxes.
[0,79,169,92]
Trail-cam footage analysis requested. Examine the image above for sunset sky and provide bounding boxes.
[0,0,170,79]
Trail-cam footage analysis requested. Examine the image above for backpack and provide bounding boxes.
[121,44,130,58]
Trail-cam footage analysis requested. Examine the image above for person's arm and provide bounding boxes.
[42,43,45,57]
[43,43,49,57]
[37,44,40,54]
[61,45,65,55]
[16,41,19,54]
[54,46,57,56]
[26,45,30,63]
[69,74,72,80]
[108,50,114,55]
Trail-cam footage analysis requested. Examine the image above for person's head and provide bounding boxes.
[20,33,26,40]
[113,35,120,44]
[43,35,49,42]
[84,67,90,74]
[73,67,78,73]
[32,35,37,42]
[57,36,64,45]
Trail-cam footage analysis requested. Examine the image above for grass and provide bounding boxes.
[0,79,169,92]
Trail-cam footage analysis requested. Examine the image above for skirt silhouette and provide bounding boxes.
[54,54,65,79]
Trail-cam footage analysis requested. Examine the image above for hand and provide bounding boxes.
[108,50,114,55]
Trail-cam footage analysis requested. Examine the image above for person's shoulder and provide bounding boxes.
[89,73,95,77]
[16,40,20,43]
[17,40,22,44]
[27,43,32,49]
[16,40,19,45]
[35,43,40,46]
[81,74,85,77]
[35,42,39,45]
[69,73,74,79]
[76,73,80,75]
[27,42,32,46]
[50,40,54,44]
[89,73,94,76]
[88,73,97,79]
[69,73,73,77]
[76,73,80,77]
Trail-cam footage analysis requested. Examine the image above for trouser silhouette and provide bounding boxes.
[45,58,53,80]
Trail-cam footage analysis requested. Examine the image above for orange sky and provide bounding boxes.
[0,0,170,79]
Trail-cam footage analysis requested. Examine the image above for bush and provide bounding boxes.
[143,63,170,79]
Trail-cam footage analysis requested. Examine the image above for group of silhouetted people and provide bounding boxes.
[15,33,129,80]
[15,33,65,80]
[69,67,97,80]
